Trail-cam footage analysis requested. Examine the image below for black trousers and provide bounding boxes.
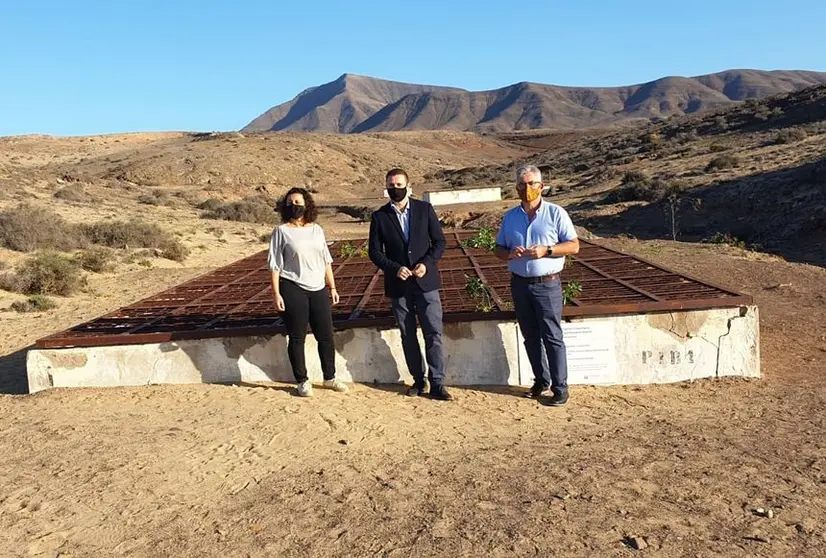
[279,278,336,383]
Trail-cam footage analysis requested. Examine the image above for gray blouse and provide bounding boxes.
[267,224,333,291]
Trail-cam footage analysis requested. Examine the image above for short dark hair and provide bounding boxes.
[385,168,409,183]
[279,187,318,223]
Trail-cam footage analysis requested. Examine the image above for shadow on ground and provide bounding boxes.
[0,347,30,395]
[569,157,826,268]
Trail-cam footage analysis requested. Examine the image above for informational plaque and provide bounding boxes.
[562,320,617,384]
[517,320,618,385]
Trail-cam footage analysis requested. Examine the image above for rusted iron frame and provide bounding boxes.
[125,265,270,334]
[585,241,751,301]
[34,236,756,349]
[100,239,364,335]
[452,231,507,311]
[34,252,271,344]
[36,292,754,349]
[574,258,663,302]
[195,239,371,330]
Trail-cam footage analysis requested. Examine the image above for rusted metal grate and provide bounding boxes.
[35,232,753,349]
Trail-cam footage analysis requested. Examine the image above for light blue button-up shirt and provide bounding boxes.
[495,201,577,277]
[391,201,411,242]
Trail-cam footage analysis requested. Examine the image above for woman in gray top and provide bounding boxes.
[268,187,348,397]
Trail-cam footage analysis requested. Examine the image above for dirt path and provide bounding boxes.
[1,239,825,557]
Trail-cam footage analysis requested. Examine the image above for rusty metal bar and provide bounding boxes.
[574,257,664,302]
[349,269,383,320]
[126,265,268,334]
[588,242,752,300]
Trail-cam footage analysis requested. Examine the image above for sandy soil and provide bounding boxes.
[1,238,825,557]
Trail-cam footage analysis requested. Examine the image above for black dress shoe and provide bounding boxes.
[429,385,454,401]
[525,381,551,398]
[545,390,569,407]
[406,383,426,397]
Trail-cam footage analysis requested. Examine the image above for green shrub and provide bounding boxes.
[11,295,57,313]
[197,198,225,212]
[75,247,116,273]
[137,188,172,206]
[606,173,681,203]
[78,220,188,261]
[6,251,85,295]
[201,196,277,224]
[774,128,808,144]
[336,205,373,222]
[0,204,83,252]
[53,184,91,203]
[621,171,649,185]
[562,280,582,304]
[461,226,497,251]
[338,241,368,258]
[705,154,740,172]
[704,232,747,249]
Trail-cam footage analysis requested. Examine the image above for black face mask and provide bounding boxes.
[287,204,306,220]
[387,187,407,202]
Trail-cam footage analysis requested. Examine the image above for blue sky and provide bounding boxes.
[1,0,824,136]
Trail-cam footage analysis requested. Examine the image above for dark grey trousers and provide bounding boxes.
[391,286,445,386]
[511,276,569,394]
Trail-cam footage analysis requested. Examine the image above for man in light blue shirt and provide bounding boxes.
[495,165,580,406]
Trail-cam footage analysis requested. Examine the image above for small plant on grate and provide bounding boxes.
[562,280,582,305]
[339,241,367,258]
[465,274,495,312]
[461,226,497,252]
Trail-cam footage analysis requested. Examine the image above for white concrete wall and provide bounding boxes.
[422,187,501,206]
[27,306,759,393]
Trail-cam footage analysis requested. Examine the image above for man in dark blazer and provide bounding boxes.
[368,168,452,401]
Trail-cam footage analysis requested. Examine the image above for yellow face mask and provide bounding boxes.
[519,186,542,203]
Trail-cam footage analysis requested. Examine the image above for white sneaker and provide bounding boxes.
[296,380,313,397]
[323,378,349,393]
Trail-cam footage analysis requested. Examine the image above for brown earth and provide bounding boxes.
[1,90,826,556]
[1,238,825,557]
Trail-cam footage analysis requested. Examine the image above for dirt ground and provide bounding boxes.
[2,237,825,557]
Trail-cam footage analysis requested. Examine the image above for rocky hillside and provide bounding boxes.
[243,70,826,133]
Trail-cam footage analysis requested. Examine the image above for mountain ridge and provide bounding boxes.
[243,69,826,134]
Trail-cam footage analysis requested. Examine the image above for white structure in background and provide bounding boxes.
[423,187,501,206]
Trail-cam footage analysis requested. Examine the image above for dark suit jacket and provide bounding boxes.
[368,198,446,298]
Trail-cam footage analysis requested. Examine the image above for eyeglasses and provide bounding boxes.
[516,180,542,188]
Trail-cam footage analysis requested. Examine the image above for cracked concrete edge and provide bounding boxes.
[716,305,760,378]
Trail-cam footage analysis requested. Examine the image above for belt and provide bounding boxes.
[511,273,560,284]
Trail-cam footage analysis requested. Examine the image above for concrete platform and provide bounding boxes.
[27,306,759,393]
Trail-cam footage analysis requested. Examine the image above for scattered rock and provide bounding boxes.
[754,507,774,519]
[623,536,648,550]
[338,439,348,445]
